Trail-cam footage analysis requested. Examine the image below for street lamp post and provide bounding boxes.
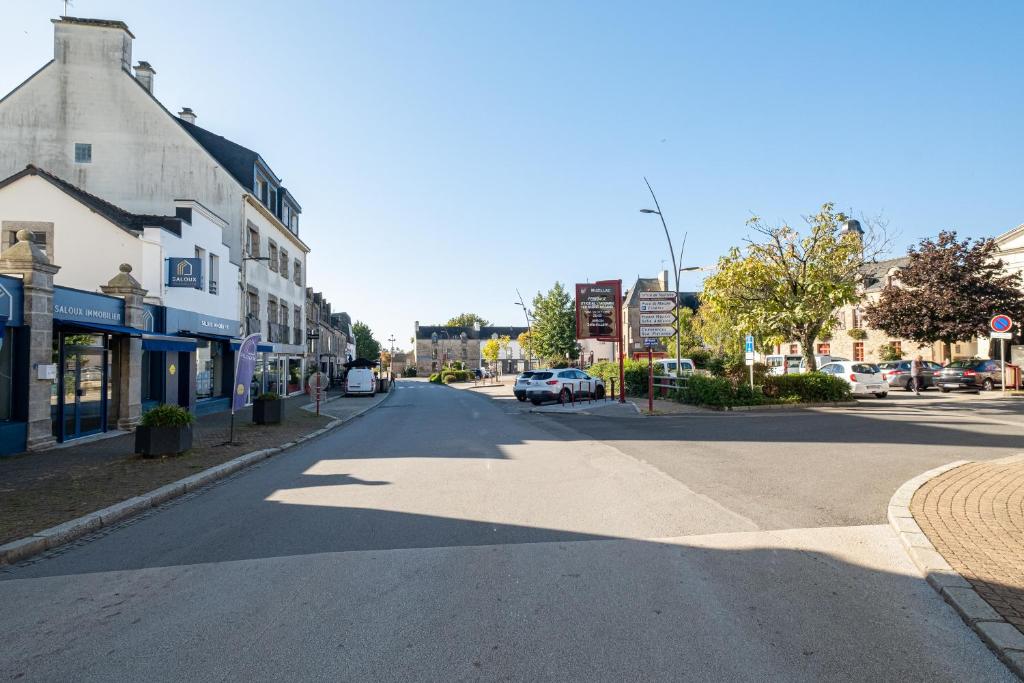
[387,334,396,379]
[515,288,534,369]
[641,177,686,386]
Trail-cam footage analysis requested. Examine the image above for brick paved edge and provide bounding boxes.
[887,460,1024,679]
[0,387,396,566]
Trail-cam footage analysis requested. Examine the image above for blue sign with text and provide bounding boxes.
[168,257,203,288]
[745,334,754,353]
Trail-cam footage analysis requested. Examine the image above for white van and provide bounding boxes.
[766,355,802,375]
[654,358,695,376]
[345,368,376,396]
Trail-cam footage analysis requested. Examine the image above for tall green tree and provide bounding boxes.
[867,231,1024,361]
[701,203,874,370]
[531,282,578,362]
[445,313,490,328]
[352,321,381,361]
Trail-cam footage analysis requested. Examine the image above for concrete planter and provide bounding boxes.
[135,424,193,458]
[253,398,283,425]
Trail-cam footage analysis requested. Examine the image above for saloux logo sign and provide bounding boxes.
[168,257,202,289]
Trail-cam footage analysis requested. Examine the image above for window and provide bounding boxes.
[835,311,846,330]
[208,254,219,294]
[293,259,302,286]
[74,143,92,163]
[269,188,277,213]
[889,340,902,356]
[853,308,863,329]
[817,343,830,355]
[246,288,259,321]
[853,342,865,361]
[282,205,290,227]
[4,227,49,256]
[267,295,278,330]
[268,241,278,271]
[290,214,298,233]
[280,249,289,279]
[255,176,267,203]
[246,225,260,257]
[789,344,799,355]
[279,300,289,326]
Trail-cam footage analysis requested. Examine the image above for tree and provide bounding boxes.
[445,313,490,328]
[517,331,535,364]
[352,321,380,361]
[531,282,578,362]
[482,335,511,374]
[700,203,882,370]
[866,231,1024,361]
[657,306,703,356]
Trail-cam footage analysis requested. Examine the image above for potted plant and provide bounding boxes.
[135,404,194,458]
[253,391,283,425]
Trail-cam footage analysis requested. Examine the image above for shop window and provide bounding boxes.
[287,358,301,394]
[141,350,165,403]
[853,342,865,361]
[195,340,225,400]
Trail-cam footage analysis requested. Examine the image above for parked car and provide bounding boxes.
[935,359,1005,393]
[878,360,935,391]
[817,361,889,398]
[798,355,848,373]
[513,371,538,401]
[526,369,605,405]
[344,367,376,396]
[653,358,695,376]
[475,367,493,379]
[766,354,802,376]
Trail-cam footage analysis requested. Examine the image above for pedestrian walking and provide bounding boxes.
[910,354,924,395]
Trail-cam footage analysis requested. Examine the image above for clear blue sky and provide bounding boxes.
[3,1,1022,349]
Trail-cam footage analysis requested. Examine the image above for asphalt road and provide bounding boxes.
[0,381,1017,681]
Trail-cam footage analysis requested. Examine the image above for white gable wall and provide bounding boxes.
[0,20,245,264]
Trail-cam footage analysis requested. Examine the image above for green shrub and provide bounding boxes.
[140,403,194,428]
[687,349,712,369]
[587,359,656,396]
[847,328,867,341]
[877,344,903,362]
[256,392,281,401]
[682,375,749,407]
[762,373,852,402]
[403,367,418,377]
[429,372,443,384]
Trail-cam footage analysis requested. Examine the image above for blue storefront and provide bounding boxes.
[0,275,26,455]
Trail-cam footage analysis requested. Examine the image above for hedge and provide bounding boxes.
[676,372,852,408]
[761,373,852,402]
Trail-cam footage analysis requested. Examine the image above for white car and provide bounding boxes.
[766,354,802,376]
[818,361,889,398]
[526,369,605,405]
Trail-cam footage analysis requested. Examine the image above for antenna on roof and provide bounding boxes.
[64,0,73,15]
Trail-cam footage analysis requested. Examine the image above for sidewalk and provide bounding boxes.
[0,389,351,546]
[910,457,1024,633]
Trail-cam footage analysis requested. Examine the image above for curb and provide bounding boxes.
[887,460,1024,678]
[0,386,396,566]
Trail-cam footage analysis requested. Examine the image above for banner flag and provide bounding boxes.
[232,333,261,413]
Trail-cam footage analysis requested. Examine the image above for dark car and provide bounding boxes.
[935,359,1005,393]
[878,360,935,391]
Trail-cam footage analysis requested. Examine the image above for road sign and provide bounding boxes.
[991,331,1013,340]
[638,291,677,300]
[640,326,675,337]
[640,313,675,325]
[644,338,658,348]
[639,300,675,313]
[745,334,754,353]
[990,314,1013,333]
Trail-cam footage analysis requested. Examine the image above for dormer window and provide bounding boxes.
[269,187,277,213]
[255,176,267,203]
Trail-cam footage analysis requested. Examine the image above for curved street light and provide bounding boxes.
[640,177,686,381]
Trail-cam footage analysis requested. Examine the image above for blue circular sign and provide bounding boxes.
[991,314,1012,332]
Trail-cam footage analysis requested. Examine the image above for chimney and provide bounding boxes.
[658,269,669,292]
[177,107,197,124]
[134,61,155,93]
[53,17,135,70]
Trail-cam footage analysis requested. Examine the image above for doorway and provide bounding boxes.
[53,332,110,441]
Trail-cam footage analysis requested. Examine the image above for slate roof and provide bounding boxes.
[860,257,909,292]
[0,165,181,235]
[414,325,529,340]
[176,119,260,191]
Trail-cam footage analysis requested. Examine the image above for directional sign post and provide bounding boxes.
[990,315,1013,395]
[639,300,676,313]
[640,326,676,338]
[639,313,675,325]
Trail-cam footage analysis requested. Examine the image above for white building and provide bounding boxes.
[0,16,310,396]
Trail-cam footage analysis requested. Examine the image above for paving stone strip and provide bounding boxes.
[889,456,1024,678]
[0,387,394,566]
